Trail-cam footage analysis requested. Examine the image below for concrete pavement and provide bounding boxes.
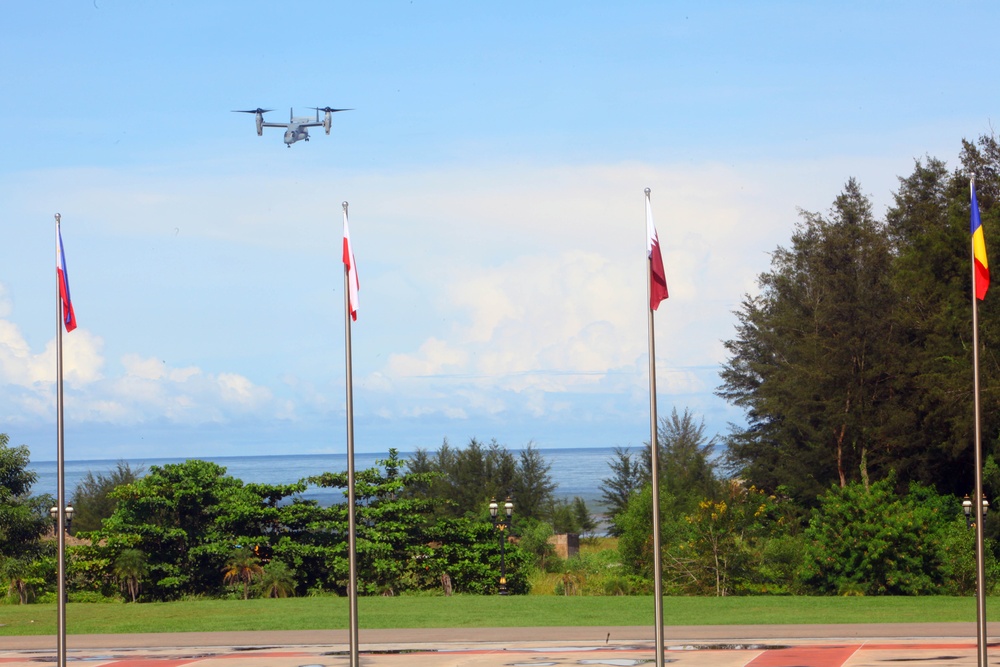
[3,624,999,666]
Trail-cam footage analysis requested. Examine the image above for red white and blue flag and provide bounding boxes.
[56,225,77,332]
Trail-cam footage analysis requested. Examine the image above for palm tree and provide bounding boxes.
[255,561,296,598]
[113,549,148,603]
[222,548,263,600]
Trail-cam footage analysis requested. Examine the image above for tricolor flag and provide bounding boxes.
[56,225,77,332]
[343,213,360,321]
[972,179,990,301]
[646,192,669,310]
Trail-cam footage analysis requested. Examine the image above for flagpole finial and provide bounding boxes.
[644,188,651,196]
[342,201,349,213]
[55,213,61,224]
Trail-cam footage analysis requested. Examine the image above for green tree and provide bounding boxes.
[423,515,532,594]
[90,459,305,600]
[882,145,1000,496]
[256,560,296,598]
[222,548,263,599]
[645,408,720,510]
[112,548,147,602]
[719,180,898,504]
[666,483,785,596]
[405,438,555,521]
[801,477,954,595]
[547,497,596,535]
[0,434,53,563]
[306,449,444,596]
[2,557,35,604]
[599,446,644,535]
[72,461,144,534]
[510,444,556,520]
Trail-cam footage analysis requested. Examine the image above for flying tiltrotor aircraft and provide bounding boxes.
[232,106,352,147]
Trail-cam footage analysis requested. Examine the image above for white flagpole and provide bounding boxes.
[54,213,68,667]
[970,177,988,667]
[645,189,666,667]
[342,202,360,667]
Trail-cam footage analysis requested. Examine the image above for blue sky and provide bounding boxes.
[2,2,997,462]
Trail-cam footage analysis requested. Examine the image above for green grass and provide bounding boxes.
[0,595,996,636]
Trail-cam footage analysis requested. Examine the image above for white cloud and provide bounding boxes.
[0,310,279,427]
[0,154,915,451]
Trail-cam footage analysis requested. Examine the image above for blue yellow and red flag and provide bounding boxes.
[972,179,990,301]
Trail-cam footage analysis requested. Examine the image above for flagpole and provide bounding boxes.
[645,189,666,667]
[54,213,68,667]
[970,178,988,667]
[342,201,360,667]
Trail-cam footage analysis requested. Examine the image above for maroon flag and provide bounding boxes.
[646,194,668,310]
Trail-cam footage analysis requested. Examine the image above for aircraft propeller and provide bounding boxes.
[310,107,353,114]
[311,107,353,134]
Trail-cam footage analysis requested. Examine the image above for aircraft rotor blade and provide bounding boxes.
[310,107,353,113]
[231,108,273,114]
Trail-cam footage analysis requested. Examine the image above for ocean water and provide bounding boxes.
[28,446,625,509]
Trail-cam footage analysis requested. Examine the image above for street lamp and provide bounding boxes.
[963,494,989,529]
[489,497,514,595]
[49,505,75,534]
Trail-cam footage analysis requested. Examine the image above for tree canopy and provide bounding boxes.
[719,136,1000,504]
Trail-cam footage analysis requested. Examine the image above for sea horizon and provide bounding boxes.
[29,445,627,509]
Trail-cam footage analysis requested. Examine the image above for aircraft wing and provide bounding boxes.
[297,121,324,128]
[261,122,289,128]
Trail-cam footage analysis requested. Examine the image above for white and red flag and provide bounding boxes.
[646,193,669,310]
[56,224,77,332]
[343,211,359,321]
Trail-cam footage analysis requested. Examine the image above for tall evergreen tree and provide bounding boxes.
[72,460,145,534]
[599,446,644,535]
[719,179,898,504]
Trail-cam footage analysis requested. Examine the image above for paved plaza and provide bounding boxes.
[3,624,1000,667]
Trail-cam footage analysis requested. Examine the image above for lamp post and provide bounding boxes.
[49,505,74,534]
[963,494,989,529]
[489,497,514,595]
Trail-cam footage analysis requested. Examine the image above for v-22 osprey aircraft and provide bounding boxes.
[233,106,352,147]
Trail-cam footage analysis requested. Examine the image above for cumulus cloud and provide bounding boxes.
[0,309,278,428]
[0,155,899,447]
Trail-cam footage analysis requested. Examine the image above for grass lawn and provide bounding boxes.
[0,595,994,636]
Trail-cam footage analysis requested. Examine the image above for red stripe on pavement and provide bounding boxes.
[746,644,861,667]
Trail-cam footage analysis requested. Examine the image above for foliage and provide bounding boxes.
[510,444,557,520]
[665,483,789,596]
[255,560,296,598]
[112,548,147,602]
[801,477,957,595]
[644,408,720,510]
[718,139,1000,504]
[71,460,145,534]
[0,434,53,563]
[719,179,898,504]
[547,497,596,535]
[422,516,532,595]
[598,446,644,535]
[222,548,263,600]
[87,459,306,601]
[405,439,555,521]
[514,517,557,571]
